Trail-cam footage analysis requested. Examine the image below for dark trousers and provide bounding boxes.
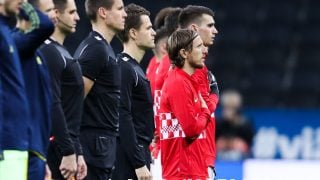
[112,140,151,180]
[28,152,46,180]
[85,164,112,180]
[80,129,116,180]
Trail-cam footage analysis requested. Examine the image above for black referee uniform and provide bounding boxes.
[73,31,120,179]
[112,53,155,180]
[38,38,84,179]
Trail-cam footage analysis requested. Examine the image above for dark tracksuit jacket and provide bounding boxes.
[12,8,54,159]
[0,15,30,152]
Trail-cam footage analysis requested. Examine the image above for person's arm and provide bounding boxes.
[119,61,147,168]
[13,3,54,58]
[207,70,219,108]
[170,81,211,138]
[194,67,219,113]
[38,45,75,155]
[72,137,83,155]
[39,45,77,179]
[77,43,105,98]
[82,77,94,97]
[76,155,87,180]
[119,61,151,179]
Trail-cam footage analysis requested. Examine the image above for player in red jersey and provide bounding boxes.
[151,7,181,157]
[159,29,210,179]
[179,5,219,179]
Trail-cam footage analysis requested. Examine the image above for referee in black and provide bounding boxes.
[73,0,127,179]
[112,3,156,180]
[37,0,86,179]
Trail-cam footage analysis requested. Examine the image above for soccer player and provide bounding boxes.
[179,5,219,178]
[149,8,181,178]
[0,0,31,179]
[13,1,55,179]
[112,3,155,180]
[38,0,85,179]
[159,29,210,179]
[146,7,175,98]
[146,27,170,99]
[147,28,169,178]
[73,0,126,179]
[154,7,182,93]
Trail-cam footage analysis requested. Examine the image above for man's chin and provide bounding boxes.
[192,63,204,69]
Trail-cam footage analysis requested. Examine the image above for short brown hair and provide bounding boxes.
[155,26,170,45]
[153,7,175,30]
[117,3,150,43]
[163,7,182,35]
[53,0,67,12]
[179,5,214,29]
[85,0,114,22]
[167,29,198,68]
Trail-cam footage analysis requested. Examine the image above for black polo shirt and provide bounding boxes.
[117,52,155,168]
[74,31,120,136]
[38,38,84,155]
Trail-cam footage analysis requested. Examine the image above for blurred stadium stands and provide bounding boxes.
[66,0,320,107]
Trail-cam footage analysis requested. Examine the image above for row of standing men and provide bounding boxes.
[0,0,219,179]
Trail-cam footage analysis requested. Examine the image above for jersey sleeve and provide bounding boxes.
[193,67,219,113]
[169,81,211,138]
[118,60,146,169]
[38,45,75,156]
[13,9,54,58]
[155,55,171,90]
[78,42,106,81]
[72,136,83,155]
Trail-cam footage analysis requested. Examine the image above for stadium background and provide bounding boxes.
[64,0,320,179]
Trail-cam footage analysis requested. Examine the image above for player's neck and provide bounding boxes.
[153,49,165,62]
[182,63,196,76]
[51,29,66,45]
[123,42,145,64]
[92,22,115,43]
[0,6,7,16]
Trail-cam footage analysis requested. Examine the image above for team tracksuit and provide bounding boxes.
[159,68,211,179]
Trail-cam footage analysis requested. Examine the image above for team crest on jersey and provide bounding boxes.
[36,56,43,65]
[94,36,102,41]
[44,39,52,44]
[122,56,130,61]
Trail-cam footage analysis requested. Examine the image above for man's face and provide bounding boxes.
[186,35,207,69]
[135,15,156,50]
[4,0,22,16]
[105,0,127,31]
[38,0,57,24]
[197,14,218,46]
[57,0,79,34]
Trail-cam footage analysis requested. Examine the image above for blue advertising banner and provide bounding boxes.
[245,108,320,159]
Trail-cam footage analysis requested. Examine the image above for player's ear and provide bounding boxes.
[160,41,167,54]
[97,7,107,19]
[179,48,188,59]
[129,28,137,40]
[190,24,198,32]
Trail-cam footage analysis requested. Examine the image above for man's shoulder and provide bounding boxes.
[75,35,109,59]
[118,53,137,64]
[38,39,59,54]
[118,54,135,71]
[80,34,107,50]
